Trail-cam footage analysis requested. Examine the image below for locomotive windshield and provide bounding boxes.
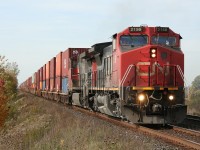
[120,35,148,51]
[151,36,176,46]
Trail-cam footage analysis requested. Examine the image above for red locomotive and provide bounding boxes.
[20,26,187,124]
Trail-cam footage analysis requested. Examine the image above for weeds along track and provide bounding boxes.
[150,124,200,149]
[28,92,200,150]
[74,107,200,150]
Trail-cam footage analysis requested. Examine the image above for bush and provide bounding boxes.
[0,55,19,127]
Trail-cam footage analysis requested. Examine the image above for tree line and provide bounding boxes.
[0,55,19,127]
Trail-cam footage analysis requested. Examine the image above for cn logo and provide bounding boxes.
[73,50,79,55]
[136,62,169,76]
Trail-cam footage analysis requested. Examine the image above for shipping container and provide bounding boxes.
[56,52,62,77]
[42,64,46,90]
[36,69,40,90]
[50,78,55,91]
[46,79,50,91]
[39,67,43,82]
[50,57,56,78]
[62,77,68,93]
[43,64,46,81]
[49,57,56,91]
[46,61,50,79]
[69,48,88,58]
[62,48,88,77]
[62,49,69,77]
[46,61,50,91]
[40,81,42,90]
[56,76,62,92]
[39,67,43,89]
[42,81,46,90]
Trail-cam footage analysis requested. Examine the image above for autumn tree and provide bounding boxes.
[0,55,19,127]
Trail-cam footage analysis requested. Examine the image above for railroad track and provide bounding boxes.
[177,114,200,130]
[187,115,200,121]
[172,125,200,137]
[160,125,200,149]
[73,106,200,150]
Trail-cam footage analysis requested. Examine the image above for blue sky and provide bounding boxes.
[0,0,200,85]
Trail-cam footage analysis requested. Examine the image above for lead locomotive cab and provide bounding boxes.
[117,26,186,124]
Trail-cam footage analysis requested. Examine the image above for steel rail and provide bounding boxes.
[171,125,200,137]
[187,115,200,121]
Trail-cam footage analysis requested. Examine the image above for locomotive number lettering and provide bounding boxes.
[129,27,143,32]
[156,27,169,33]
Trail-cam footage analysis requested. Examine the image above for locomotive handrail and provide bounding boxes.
[176,65,187,87]
[176,65,190,99]
[119,64,135,100]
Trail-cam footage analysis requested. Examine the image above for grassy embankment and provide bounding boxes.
[0,92,155,150]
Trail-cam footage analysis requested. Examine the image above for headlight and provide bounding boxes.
[151,53,156,58]
[169,95,174,101]
[138,94,145,102]
[150,48,157,58]
[151,49,156,53]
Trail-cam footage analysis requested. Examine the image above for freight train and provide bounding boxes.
[20,26,187,125]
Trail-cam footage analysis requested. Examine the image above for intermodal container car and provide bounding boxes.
[56,52,62,77]
[62,77,68,93]
[36,69,40,90]
[56,52,62,91]
[42,64,46,90]
[40,67,43,90]
[46,61,50,91]
[61,48,88,92]
[50,57,56,91]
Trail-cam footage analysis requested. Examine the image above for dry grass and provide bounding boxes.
[0,92,155,150]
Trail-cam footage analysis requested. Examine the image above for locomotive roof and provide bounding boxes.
[89,42,112,55]
[80,42,112,59]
